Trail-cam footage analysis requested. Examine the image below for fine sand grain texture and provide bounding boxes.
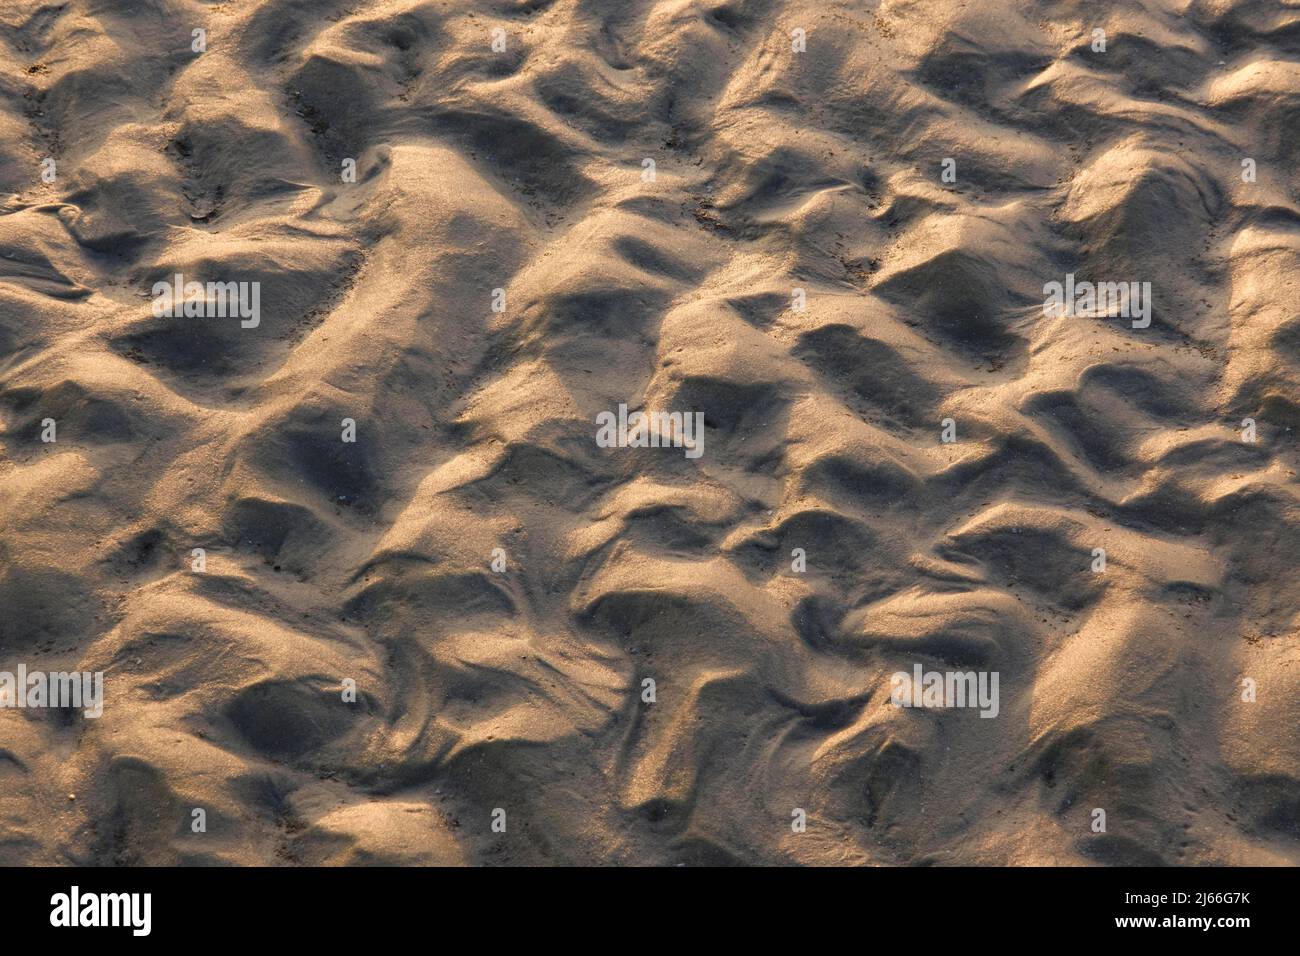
[0,0,1297,866]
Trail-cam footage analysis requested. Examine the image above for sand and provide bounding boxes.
[0,0,1297,866]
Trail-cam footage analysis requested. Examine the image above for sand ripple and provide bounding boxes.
[0,0,1297,865]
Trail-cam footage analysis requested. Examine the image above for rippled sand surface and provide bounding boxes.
[1,0,1297,865]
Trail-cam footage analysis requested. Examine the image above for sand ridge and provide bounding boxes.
[0,0,1297,865]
